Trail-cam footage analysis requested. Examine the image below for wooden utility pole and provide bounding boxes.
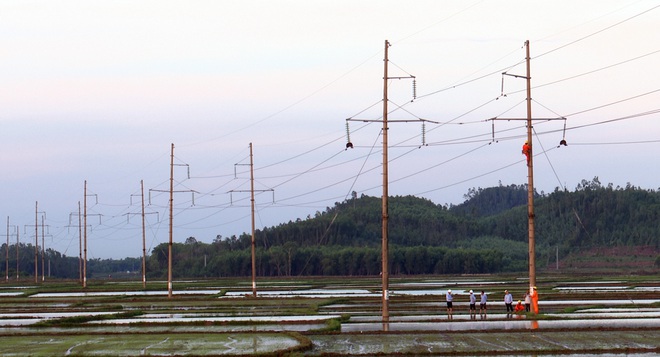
[78,201,82,284]
[168,143,174,298]
[16,230,19,280]
[346,40,420,323]
[5,217,8,282]
[41,215,45,282]
[524,40,536,291]
[229,143,273,298]
[249,143,257,297]
[34,201,38,283]
[141,180,147,289]
[381,39,390,322]
[492,41,566,306]
[84,182,88,288]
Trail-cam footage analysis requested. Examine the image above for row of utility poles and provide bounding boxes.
[3,203,51,282]
[2,142,260,297]
[355,40,548,322]
[5,41,546,313]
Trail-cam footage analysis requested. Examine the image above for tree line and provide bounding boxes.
[2,177,658,280]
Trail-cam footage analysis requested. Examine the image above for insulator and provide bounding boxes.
[345,122,353,149]
[500,75,505,97]
[412,79,417,99]
[421,122,426,146]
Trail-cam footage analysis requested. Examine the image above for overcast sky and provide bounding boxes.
[1,1,659,260]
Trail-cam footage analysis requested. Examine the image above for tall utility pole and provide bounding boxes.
[146,144,194,298]
[141,180,147,289]
[34,201,38,283]
[78,201,82,284]
[127,181,158,289]
[524,40,536,290]
[249,143,257,297]
[5,217,8,282]
[229,143,274,298]
[381,39,390,322]
[168,143,174,298]
[41,215,45,282]
[84,181,88,288]
[346,40,420,323]
[16,230,19,280]
[492,41,565,302]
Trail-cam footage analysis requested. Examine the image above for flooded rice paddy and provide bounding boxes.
[0,275,658,356]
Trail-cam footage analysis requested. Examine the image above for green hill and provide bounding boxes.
[4,177,658,278]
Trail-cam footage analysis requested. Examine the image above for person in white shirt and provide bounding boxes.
[468,290,477,319]
[480,290,488,318]
[445,289,454,319]
[504,290,514,314]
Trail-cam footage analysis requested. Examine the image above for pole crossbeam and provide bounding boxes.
[490,117,565,121]
[347,118,439,124]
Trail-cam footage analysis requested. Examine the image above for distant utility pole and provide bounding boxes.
[346,40,428,323]
[39,216,52,282]
[84,181,88,288]
[147,144,195,298]
[16,230,19,280]
[4,217,9,282]
[168,144,174,298]
[34,201,38,283]
[26,203,47,284]
[41,215,48,282]
[230,143,274,298]
[82,181,100,288]
[78,202,82,284]
[5,217,7,282]
[249,143,256,297]
[127,180,158,289]
[140,180,147,289]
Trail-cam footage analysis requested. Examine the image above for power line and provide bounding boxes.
[564,90,660,117]
[503,50,660,97]
[534,3,660,59]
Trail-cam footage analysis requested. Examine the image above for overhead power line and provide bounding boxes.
[534,3,660,59]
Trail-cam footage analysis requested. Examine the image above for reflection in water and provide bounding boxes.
[342,317,660,333]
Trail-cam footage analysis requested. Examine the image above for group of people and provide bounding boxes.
[445,287,538,319]
[504,289,530,315]
[445,289,488,319]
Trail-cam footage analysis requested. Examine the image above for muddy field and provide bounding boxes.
[0,274,658,356]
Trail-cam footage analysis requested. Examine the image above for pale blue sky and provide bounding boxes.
[1,1,658,259]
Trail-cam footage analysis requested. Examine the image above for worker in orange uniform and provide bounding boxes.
[514,300,525,313]
[530,286,539,314]
[522,141,531,166]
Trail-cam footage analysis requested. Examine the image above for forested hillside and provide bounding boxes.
[3,178,658,279]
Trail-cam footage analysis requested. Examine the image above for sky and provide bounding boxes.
[1,1,659,260]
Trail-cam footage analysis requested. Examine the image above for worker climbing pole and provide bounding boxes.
[522,140,531,166]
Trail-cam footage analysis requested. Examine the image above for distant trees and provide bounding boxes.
[3,178,657,279]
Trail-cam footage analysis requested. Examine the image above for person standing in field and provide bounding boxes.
[479,290,487,318]
[445,289,454,319]
[531,286,539,314]
[524,292,531,312]
[468,290,477,319]
[504,290,514,314]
